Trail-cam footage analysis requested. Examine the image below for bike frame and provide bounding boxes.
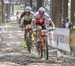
[34,24,48,59]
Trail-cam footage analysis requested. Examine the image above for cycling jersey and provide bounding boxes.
[21,12,34,26]
[35,18,45,25]
[33,12,51,29]
[23,16,32,25]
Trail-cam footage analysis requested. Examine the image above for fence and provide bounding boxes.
[47,28,71,53]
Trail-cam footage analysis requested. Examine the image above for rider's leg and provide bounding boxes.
[31,32,35,47]
[29,29,35,47]
[24,28,28,48]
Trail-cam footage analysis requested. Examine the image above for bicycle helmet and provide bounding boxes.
[38,7,45,14]
[25,6,32,12]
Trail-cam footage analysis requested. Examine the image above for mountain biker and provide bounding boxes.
[32,7,55,57]
[32,7,55,36]
[20,6,34,48]
[19,6,34,30]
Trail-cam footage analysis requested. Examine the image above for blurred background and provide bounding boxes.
[0,0,75,27]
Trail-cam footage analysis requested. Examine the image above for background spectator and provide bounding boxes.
[63,18,73,29]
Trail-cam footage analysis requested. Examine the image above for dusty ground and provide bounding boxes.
[0,21,75,66]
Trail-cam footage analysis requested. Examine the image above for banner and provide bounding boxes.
[48,28,71,52]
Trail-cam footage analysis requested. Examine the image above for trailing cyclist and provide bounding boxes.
[20,6,34,49]
[20,6,34,30]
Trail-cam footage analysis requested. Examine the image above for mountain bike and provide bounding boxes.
[25,24,33,53]
[33,25,48,60]
[35,25,55,60]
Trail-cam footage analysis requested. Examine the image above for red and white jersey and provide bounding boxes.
[34,12,50,19]
[33,12,51,25]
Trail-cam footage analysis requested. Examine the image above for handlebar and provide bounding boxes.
[47,27,55,32]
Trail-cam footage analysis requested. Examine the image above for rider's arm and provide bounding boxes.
[31,12,38,29]
[45,12,55,29]
[31,18,36,29]
[48,18,55,29]
[20,16,25,26]
[20,12,25,18]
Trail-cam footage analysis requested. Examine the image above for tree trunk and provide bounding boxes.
[71,0,75,24]
[63,0,68,20]
[30,0,32,7]
[52,0,62,27]
[37,0,42,10]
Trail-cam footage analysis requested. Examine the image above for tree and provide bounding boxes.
[30,0,32,7]
[71,0,75,24]
[37,0,43,10]
[51,0,69,27]
[52,0,62,27]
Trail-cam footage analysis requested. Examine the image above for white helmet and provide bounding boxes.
[38,7,45,13]
[25,6,32,12]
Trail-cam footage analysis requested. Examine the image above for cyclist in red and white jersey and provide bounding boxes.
[32,7,55,56]
[32,7,55,30]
